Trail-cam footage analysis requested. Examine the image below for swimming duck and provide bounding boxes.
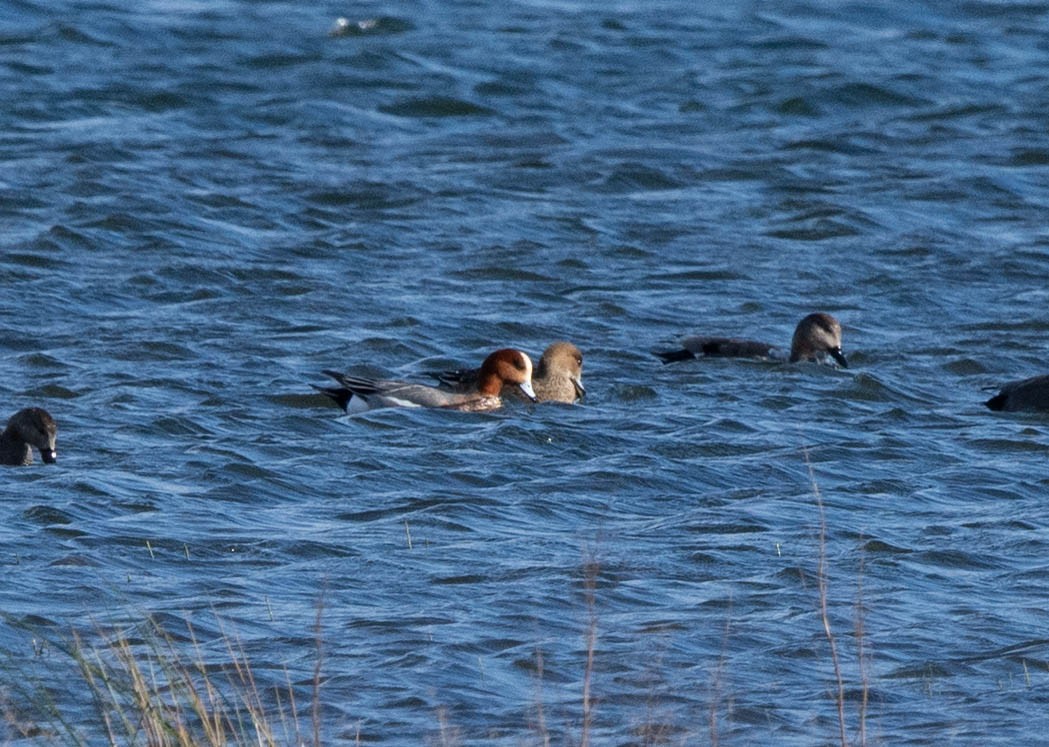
[316,348,537,413]
[436,341,585,403]
[985,374,1049,412]
[655,312,848,368]
[0,407,58,466]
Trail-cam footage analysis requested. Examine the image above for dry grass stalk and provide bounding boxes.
[817,494,848,747]
[24,612,326,747]
[580,557,599,747]
[531,647,550,747]
[708,606,732,747]
[804,447,875,747]
[854,549,870,746]
[311,595,325,746]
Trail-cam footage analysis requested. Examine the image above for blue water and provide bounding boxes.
[4,0,1049,743]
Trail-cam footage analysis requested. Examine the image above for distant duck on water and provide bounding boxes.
[655,312,848,368]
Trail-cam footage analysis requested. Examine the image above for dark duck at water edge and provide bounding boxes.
[0,407,58,466]
[985,374,1049,412]
[655,312,848,368]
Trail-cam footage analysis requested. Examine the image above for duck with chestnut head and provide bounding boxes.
[435,341,585,404]
[316,348,537,413]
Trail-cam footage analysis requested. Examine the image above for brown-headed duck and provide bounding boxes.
[317,348,537,413]
[436,341,585,403]
[1,408,57,466]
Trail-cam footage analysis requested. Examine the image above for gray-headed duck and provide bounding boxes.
[656,312,848,368]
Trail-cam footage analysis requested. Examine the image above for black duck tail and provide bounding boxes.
[312,384,353,412]
[985,392,1007,411]
[654,349,695,365]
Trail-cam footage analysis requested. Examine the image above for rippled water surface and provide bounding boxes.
[5,0,1049,743]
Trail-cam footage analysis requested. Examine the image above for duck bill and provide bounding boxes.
[519,380,538,402]
[829,347,848,369]
[572,377,586,400]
